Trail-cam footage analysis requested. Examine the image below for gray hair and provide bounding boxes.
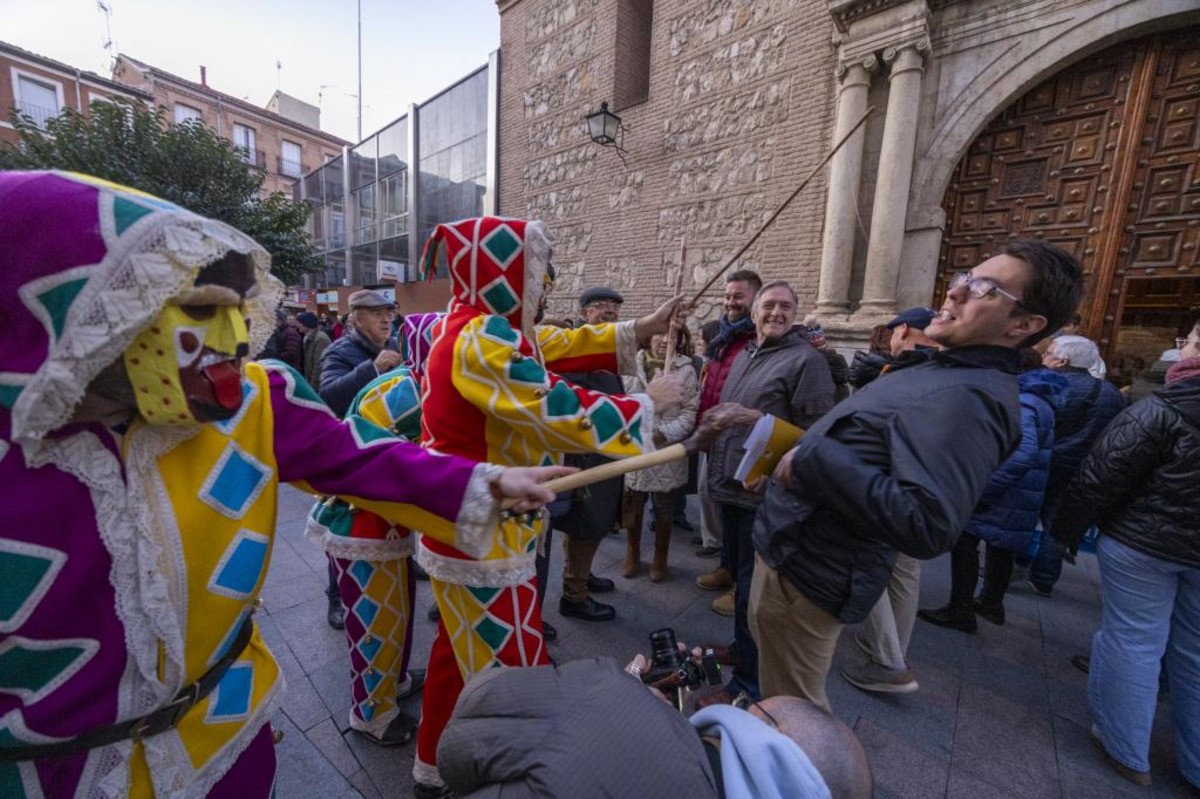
[752,279,799,311]
[1049,335,1101,371]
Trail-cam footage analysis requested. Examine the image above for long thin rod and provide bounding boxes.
[664,238,686,364]
[689,105,876,304]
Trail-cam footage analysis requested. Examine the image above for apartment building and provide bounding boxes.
[0,40,151,148]
[113,54,348,196]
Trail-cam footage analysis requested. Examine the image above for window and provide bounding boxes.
[175,103,202,125]
[13,72,61,129]
[612,0,653,109]
[232,123,257,164]
[280,140,303,178]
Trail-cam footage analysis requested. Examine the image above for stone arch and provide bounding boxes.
[898,2,1200,308]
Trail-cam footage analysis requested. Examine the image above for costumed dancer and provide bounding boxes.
[411,216,686,796]
[0,172,564,798]
[305,312,445,746]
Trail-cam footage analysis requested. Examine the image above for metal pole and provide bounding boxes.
[356,0,363,142]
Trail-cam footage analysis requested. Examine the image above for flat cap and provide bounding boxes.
[579,286,624,308]
[886,307,937,330]
[296,311,320,328]
[349,289,396,310]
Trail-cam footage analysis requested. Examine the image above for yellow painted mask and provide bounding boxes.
[124,304,250,425]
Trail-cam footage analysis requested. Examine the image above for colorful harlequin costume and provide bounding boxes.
[0,173,516,798]
[412,216,656,787]
[305,312,443,743]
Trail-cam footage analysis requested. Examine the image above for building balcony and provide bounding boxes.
[16,102,59,130]
[279,156,305,179]
[238,147,267,170]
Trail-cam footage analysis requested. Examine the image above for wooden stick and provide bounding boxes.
[664,238,686,364]
[501,444,689,510]
[689,106,876,304]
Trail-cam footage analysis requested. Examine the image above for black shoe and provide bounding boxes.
[917,606,977,634]
[587,573,615,593]
[542,621,558,641]
[1025,579,1053,598]
[427,604,441,622]
[674,515,695,532]
[396,669,426,701]
[327,596,346,630]
[1070,654,1091,674]
[559,596,616,622]
[413,781,455,799]
[973,599,1005,626]
[411,561,430,581]
[357,712,418,747]
[690,535,704,546]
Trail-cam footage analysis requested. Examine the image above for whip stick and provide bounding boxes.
[689,105,876,304]
[664,238,686,364]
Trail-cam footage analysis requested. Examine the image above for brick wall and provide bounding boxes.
[497,0,837,326]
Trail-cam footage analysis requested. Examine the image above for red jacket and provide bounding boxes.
[698,328,755,419]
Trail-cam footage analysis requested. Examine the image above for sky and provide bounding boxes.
[4,0,501,142]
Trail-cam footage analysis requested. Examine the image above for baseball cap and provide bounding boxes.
[886,307,937,330]
[348,289,396,310]
[579,287,624,308]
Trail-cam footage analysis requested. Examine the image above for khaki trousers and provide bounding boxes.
[854,553,921,670]
[748,554,843,712]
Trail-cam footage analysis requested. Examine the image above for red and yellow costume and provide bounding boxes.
[413,217,655,786]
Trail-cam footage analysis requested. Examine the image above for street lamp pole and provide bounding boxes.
[356,0,363,142]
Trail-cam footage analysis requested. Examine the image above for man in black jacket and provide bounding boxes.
[749,240,1083,711]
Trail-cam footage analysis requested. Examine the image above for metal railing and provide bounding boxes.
[16,102,58,129]
[279,156,305,178]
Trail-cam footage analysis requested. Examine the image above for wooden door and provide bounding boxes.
[939,28,1200,375]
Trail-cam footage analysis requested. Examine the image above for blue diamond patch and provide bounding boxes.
[208,530,270,600]
[206,662,254,723]
[200,443,271,519]
[481,224,523,269]
[354,597,380,627]
[349,560,374,589]
[358,636,382,661]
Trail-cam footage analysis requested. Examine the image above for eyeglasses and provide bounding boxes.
[585,300,621,312]
[731,691,779,729]
[949,271,1027,309]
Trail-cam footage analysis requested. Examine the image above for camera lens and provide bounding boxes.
[648,627,682,671]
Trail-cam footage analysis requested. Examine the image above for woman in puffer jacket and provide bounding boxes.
[1051,324,1200,790]
[622,326,700,582]
[917,358,1068,633]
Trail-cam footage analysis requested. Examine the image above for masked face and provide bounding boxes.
[123,304,250,424]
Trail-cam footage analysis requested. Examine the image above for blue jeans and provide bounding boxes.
[1090,536,1199,785]
[719,503,760,699]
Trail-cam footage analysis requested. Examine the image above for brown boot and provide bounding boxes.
[622,491,645,578]
[649,511,672,582]
[624,527,642,577]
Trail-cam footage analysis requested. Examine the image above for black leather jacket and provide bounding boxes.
[1054,377,1200,567]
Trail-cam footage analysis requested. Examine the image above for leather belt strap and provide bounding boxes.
[0,615,255,762]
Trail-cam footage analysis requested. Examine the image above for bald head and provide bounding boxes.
[754,697,873,799]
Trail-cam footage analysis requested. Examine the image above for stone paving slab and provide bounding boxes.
[260,485,1194,797]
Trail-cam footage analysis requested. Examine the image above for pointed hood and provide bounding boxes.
[419,216,552,334]
[0,170,281,445]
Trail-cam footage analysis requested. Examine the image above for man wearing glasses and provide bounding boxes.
[750,240,1084,711]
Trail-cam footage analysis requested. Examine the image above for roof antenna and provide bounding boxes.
[276,60,282,91]
[97,0,116,71]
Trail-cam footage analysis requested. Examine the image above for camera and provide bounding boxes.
[642,627,722,710]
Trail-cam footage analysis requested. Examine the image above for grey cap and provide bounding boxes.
[579,286,624,308]
[348,289,396,310]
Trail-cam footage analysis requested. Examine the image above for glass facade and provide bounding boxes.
[296,61,493,290]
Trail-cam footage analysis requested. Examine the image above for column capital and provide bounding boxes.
[835,54,879,83]
[883,39,930,66]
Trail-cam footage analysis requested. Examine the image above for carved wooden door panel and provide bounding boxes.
[939,28,1200,363]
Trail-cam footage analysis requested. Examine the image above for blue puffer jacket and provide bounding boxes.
[1041,368,1126,532]
[966,370,1068,551]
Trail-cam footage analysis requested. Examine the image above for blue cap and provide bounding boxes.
[886,307,937,330]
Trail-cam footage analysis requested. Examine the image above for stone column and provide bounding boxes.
[816,58,876,315]
[859,44,927,317]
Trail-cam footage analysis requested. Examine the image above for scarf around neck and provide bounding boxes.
[707,315,754,359]
[1166,354,1200,385]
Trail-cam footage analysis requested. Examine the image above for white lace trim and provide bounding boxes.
[413,756,444,787]
[454,463,504,558]
[521,221,553,336]
[415,542,536,588]
[317,530,415,561]
[615,319,640,378]
[12,211,281,451]
[142,675,283,799]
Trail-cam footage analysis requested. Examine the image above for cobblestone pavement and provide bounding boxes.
[261,484,1192,798]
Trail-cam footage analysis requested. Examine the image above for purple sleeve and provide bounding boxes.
[266,364,474,525]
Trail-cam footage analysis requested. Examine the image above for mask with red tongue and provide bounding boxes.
[124,304,251,425]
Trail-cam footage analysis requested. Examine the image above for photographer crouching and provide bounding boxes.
[434,631,872,799]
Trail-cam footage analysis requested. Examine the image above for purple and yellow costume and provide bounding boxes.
[0,173,509,797]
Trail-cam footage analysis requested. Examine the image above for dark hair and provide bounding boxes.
[1002,239,1083,347]
[673,324,693,358]
[868,325,891,356]
[1018,347,1043,371]
[700,319,721,348]
[726,269,763,293]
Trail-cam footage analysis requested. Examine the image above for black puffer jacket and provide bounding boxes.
[1053,376,1200,567]
[754,346,1022,623]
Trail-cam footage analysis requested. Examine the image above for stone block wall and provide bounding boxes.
[497,0,837,326]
